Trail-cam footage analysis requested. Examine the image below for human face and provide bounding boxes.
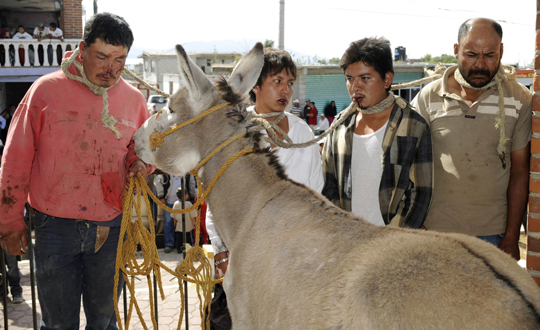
[18,27,24,34]
[345,61,392,109]
[253,68,295,114]
[454,22,503,88]
[79,38,128,88]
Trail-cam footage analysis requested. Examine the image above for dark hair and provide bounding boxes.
[340,37,393,91]
[83,12,134,50]
[458,18,502,44]
[176,187,183,200]
[49,22,57,29]
[249,48,297,103]
[17,25,24,30]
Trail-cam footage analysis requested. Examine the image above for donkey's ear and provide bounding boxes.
[175,44,214,101]
[228,42,264,96]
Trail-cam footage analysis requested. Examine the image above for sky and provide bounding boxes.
[83,0,536,67]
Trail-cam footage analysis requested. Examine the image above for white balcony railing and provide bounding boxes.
[0,39,80,68]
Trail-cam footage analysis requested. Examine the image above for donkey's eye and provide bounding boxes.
[168,107,174,114]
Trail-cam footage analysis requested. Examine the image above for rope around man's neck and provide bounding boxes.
[250,93,407,150]
[61,48,122,139]
[454,65,516,169]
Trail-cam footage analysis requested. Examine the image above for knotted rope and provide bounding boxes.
[116,130,256,329]
[250,93,407,150]
[61,48,122,139]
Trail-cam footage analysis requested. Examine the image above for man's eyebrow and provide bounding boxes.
[96,51,127,59]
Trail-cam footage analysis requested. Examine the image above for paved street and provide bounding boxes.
[0,249,207,330]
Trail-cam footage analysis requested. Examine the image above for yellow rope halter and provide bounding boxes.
[116,101,256,330]
[150,102,231,151]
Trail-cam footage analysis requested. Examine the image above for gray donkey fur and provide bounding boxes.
[134,43,540,329]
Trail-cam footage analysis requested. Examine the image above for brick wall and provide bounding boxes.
[62,0,83,39]
[527,0,540,286]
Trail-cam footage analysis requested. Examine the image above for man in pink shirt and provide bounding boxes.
[0,13,152,329]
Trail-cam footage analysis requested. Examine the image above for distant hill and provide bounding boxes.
[129,39,329,64]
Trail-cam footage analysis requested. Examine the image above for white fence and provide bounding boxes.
[0,39,80,67]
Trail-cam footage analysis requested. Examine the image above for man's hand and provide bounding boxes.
[127,159,148,181]
[215,251,229,279]
[0,229,29,256]
[498,237,520,261]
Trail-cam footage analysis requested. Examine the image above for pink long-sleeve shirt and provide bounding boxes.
[0,52,151,236]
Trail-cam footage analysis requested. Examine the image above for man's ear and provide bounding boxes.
[384,72,394,90]
[454,43,459,59]
[500,43,504,60]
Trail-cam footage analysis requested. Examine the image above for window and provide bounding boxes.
[201,66,205,73]
[151,60,156,73]
[169,81,174,95]
[207,59,211,66]
[222,59,225,64]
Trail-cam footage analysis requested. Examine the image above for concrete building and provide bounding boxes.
[139,51,240,95]
[0,0,83,113]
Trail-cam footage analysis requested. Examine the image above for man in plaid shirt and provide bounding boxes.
[322,37,433,229]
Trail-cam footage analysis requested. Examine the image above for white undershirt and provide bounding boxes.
[351,121,387,226]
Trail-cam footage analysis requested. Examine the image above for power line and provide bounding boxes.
[326,6,533,26]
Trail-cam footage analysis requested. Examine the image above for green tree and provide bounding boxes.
[318,59,327,65]
[263,39,275,48]
[421,54,432,62]
[423,53,457,64]
[329,57,340,65]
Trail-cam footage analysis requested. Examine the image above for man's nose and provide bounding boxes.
[281,82,291,94]
[473,56,487,69]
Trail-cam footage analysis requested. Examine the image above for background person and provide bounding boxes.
[324,100,337,124]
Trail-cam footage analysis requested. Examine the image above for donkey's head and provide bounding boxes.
[134,43,264,176]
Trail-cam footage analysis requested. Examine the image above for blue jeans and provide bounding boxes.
[164,202,175,247]
[0,251,22,296]
[477,233,505,246]
[34,211,124,330]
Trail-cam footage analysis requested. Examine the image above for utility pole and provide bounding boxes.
[278,0,285,50]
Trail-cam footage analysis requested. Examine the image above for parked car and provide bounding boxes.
[147,95,168,112]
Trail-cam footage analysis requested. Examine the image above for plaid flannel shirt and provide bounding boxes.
[322,101,433,228]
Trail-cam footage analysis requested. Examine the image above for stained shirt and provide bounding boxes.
[0,51,152,236]
[411,66,532,236]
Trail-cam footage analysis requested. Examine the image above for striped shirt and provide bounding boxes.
[411,65,532,236]
[322,99,433,229]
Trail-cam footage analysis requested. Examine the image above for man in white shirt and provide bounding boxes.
[322,37,433,229]
[32,24,49,65]
[12,25,32,66]
[315,114,330,134]
[205,48,324,329]
[46,22,63,65]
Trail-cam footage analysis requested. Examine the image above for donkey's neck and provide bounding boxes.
[200,133,285,250]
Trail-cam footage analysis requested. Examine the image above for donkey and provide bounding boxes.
[134,43,540,329]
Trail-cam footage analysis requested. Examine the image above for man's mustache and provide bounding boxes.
[467,69,490,77]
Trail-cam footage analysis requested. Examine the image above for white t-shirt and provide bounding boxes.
[12,32,32,40]
[315,118,329,131]
[173,200,196,232]
[33,27,50,38]
[269,111,324,192]
[351,121,388,226]
[166,175,183,205]
[48,27,63,37]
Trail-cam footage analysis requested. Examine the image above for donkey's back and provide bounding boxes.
[230,185,540,329]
